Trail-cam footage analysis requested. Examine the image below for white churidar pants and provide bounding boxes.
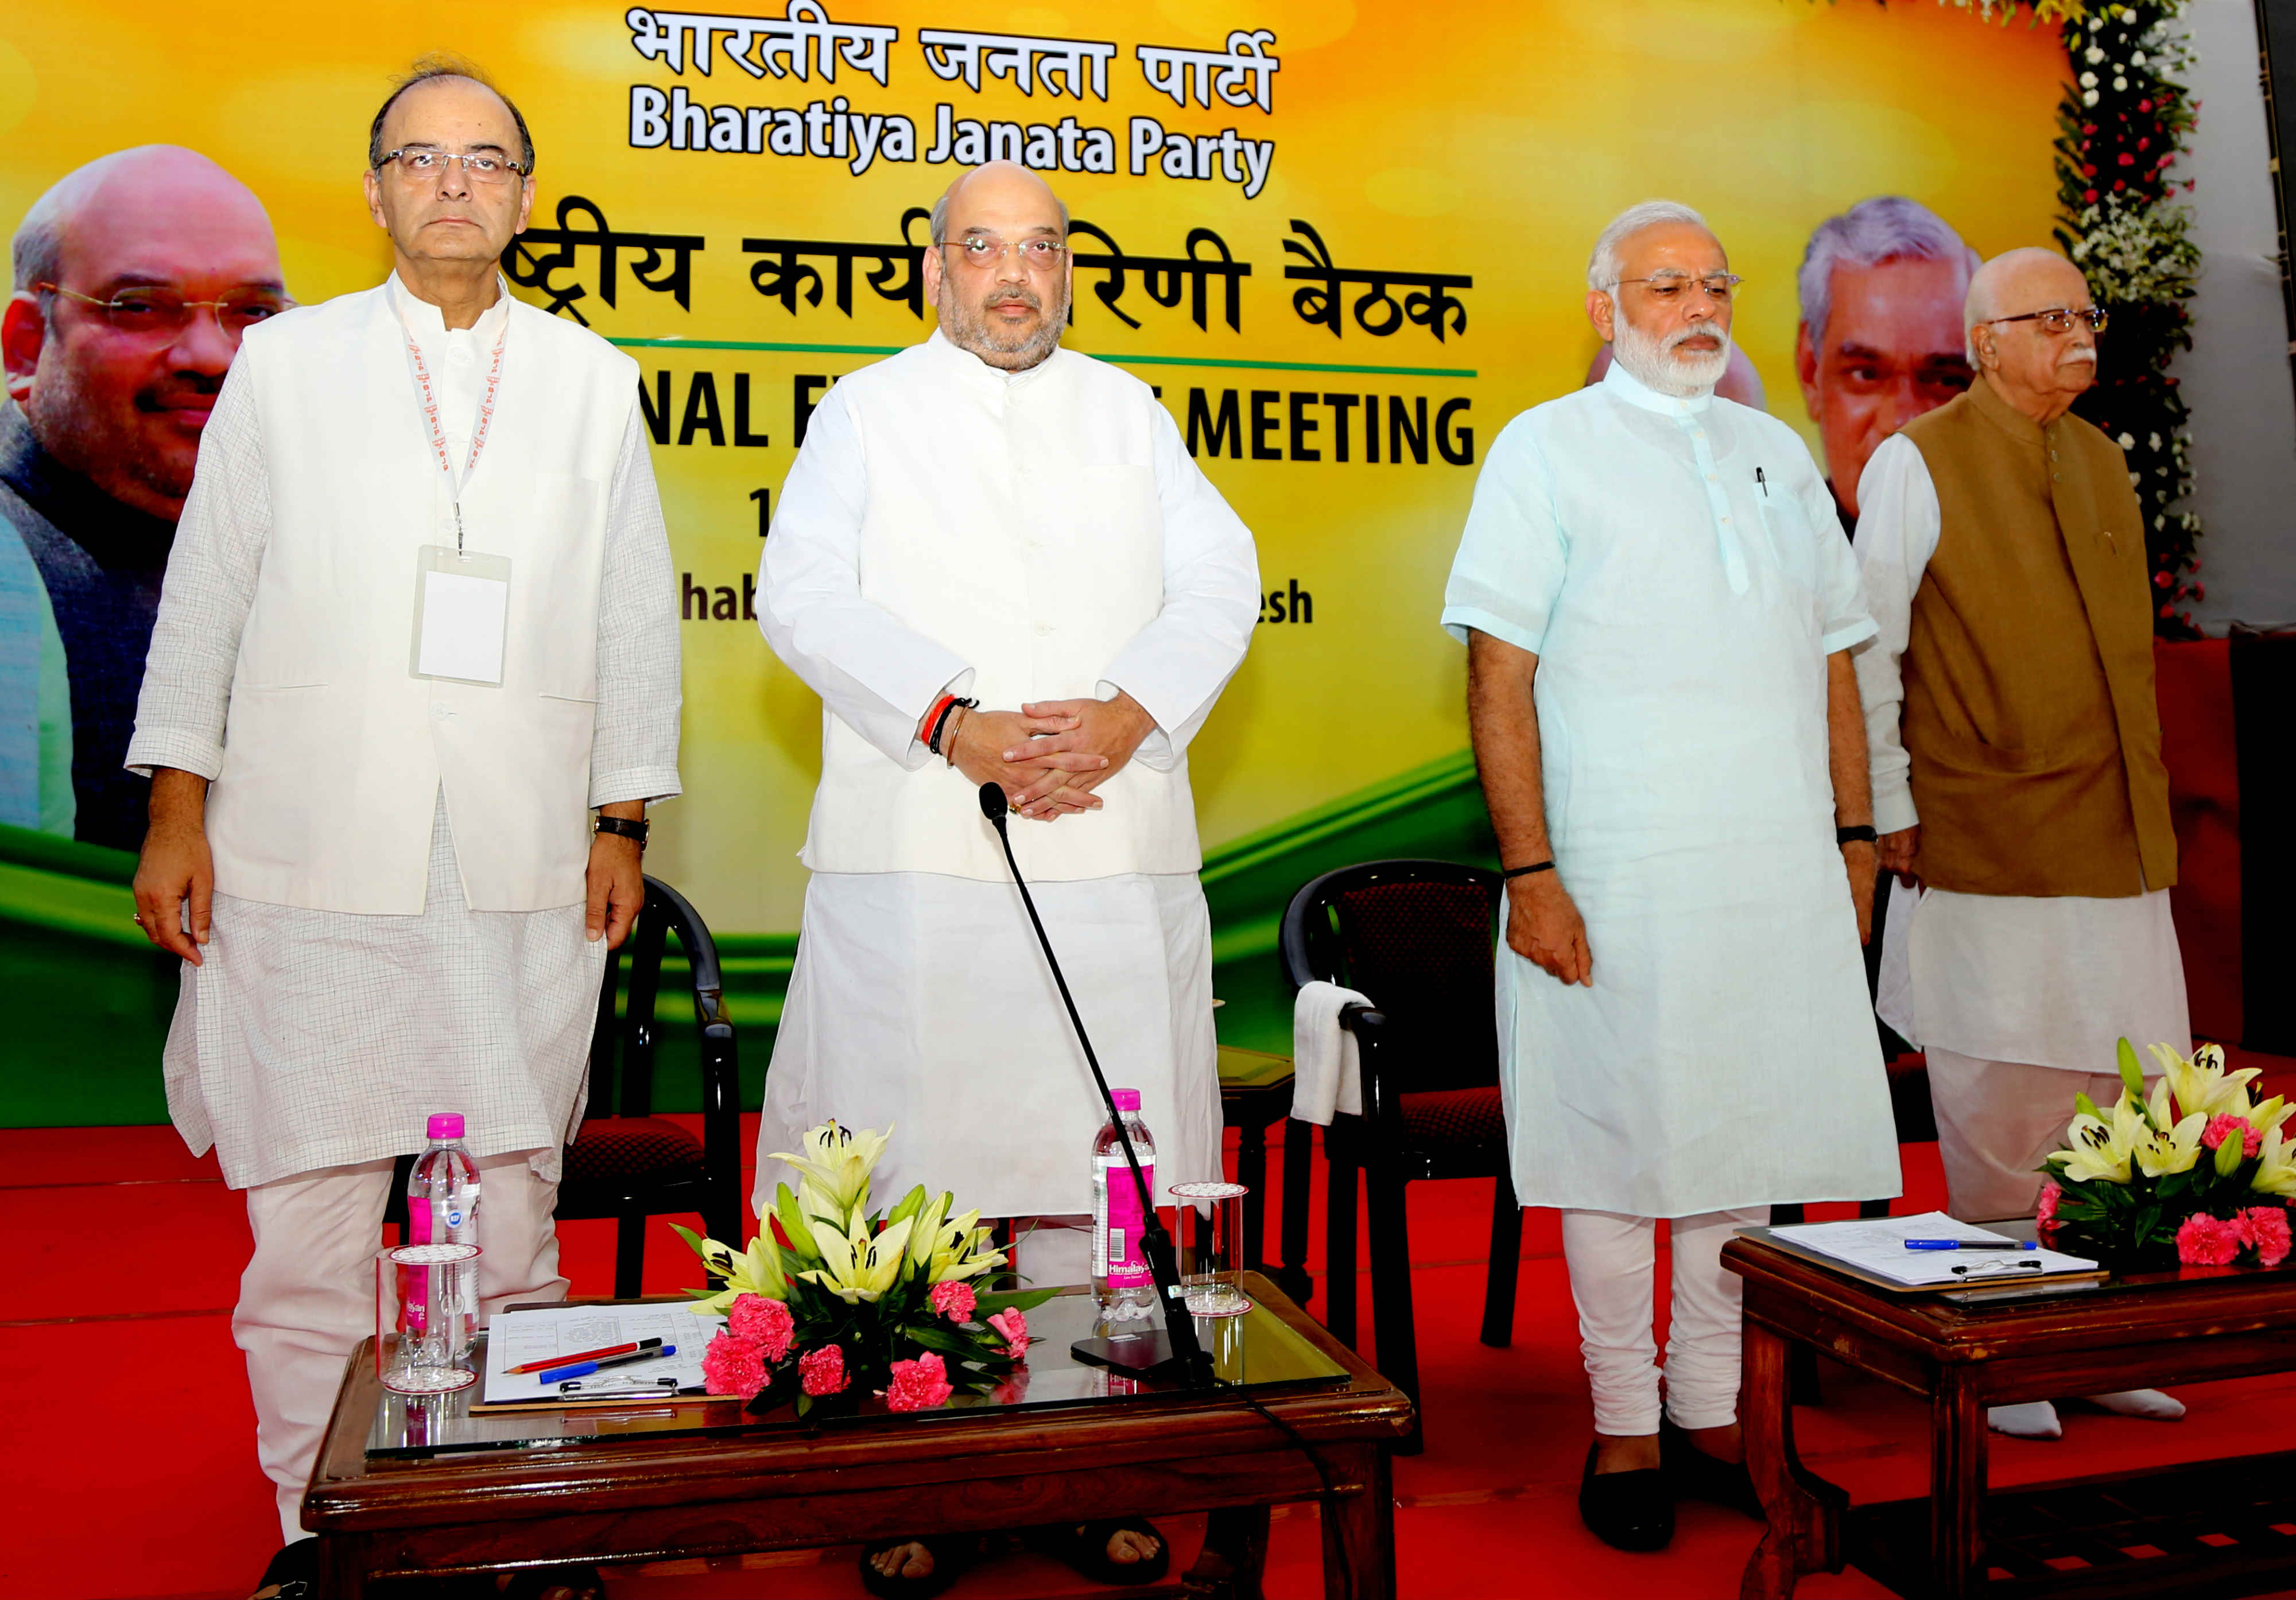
[1927,1050,2144,1224]
[236,1149,567,1543]
[1560,1207,1768,1436]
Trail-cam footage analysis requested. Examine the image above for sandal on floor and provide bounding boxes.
[494,1567,607,1600]
[1034,1517,1173,1587]
[1659,1419,1764,1520]
[250,1540,317,1600]
[858,1535,975,1599]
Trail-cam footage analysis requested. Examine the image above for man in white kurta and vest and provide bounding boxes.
[1856,246,2188,1441]
[126,60,678,1600]
[1445,200,1901,1554]
[757,161,1256,1595]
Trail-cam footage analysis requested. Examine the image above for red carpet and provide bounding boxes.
[7,1073,2295,1599]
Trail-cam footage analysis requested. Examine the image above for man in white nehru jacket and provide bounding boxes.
[757,160,1256,1595]
[1445,199,1899,1554]
[127,57,676,1600]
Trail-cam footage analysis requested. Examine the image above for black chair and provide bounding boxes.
[387,875,744,1298]
[1280,859,1521,1454]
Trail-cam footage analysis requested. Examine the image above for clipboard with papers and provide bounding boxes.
[474,1302,728,1409]
[1746,1210,2109,1295]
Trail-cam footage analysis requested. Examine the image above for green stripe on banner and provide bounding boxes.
[608,336,1476,380]
[0,751,1497,1124]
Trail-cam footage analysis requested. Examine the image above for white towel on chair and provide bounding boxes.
[1292,980,1371,1125]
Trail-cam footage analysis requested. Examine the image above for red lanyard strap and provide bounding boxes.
[405,324,507,486]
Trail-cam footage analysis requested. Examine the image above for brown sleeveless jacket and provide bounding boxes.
[1895,378,2174,898]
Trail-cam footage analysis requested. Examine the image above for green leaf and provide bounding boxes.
[667,1220,716,1265]
[974,1287,1061,1315]
[901,1322,980,1357]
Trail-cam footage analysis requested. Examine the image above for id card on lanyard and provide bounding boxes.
[405,309,511,686]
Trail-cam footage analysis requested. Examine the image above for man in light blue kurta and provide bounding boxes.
[1444,200,1900,1552]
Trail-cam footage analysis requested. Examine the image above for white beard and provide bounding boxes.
[1611,314,1732,398]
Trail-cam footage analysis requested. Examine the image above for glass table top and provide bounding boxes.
[366,1286,1350,1460]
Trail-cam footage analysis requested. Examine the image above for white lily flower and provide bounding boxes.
[2135,1109,2206,1178]
[798,1211,916,1303]
[677,1224,789,1316]
[2152,1042,2259,1121]
[2056,1092,2147,1184]
[769,1121,891,1216]
[2255,1128,2296,1197]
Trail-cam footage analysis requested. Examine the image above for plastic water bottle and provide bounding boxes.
[406,1113,482,1358]
[1092,1089,1158,1321]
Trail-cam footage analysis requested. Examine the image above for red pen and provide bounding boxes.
[505,1337,658,1375]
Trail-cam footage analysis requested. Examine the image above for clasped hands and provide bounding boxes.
[948,690,1155,822]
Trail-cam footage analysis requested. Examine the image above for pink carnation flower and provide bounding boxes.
[881,1351,955,1412]
[2247,1207,2293,1268]
[929,1280,978,1322]
[798,1343,848,1397]
[2177,1212,2243,1267]
[987,1307,1030,1360]
[728,1293,796,1364]
[2202,1113,2262,1158]
[2034,1183,2061,1224]
[700,1330,768,1400]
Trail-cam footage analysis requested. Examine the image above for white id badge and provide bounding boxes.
[410,546,511,686]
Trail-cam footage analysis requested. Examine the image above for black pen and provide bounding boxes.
[1755,467,1768,497]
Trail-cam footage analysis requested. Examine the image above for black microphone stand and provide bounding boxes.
[978,782,1214,1387]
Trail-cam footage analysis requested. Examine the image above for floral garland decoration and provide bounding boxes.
[2053,2,2205,636]
[1847,1,2205,636]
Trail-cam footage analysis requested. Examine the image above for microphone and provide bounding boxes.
[976,781,1213,1387]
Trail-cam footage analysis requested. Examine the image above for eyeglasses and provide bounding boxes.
[375,147,530,184]
[38,282,291,337]
[940,235,1068,271]
[1610,273,1743,304]
[1981,306,2109,335]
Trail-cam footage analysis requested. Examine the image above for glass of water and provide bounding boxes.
[1170,1180,1251,1318]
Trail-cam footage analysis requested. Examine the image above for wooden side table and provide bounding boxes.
[1726,1232,2296,1600]
[1217,1045,1316,1307]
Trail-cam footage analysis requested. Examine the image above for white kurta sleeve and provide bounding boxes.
[125,364,268,780]
[1804,455,1878,654]
[590,406,684,808]
[1096,399,1261,770]
[1441,414,1563,654]
[758,383,974,767]
[1850,433,1941,836]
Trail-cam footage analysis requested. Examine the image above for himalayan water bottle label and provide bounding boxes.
[1096,1153,1154,1288]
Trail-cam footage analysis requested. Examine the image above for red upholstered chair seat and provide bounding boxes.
[1398,1086,1507,1151]
[564,1117,704,1185]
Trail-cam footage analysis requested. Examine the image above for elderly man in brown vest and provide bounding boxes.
[1854,246,2188,1440]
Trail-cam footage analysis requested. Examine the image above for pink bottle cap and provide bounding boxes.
[1113,1089,1142,1112]
[426,1113,466,1140]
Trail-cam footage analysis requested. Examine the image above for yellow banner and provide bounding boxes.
[0,1,2067,934]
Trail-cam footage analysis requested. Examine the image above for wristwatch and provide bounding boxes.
[1836,824,1878,846]
[595,814,650,848]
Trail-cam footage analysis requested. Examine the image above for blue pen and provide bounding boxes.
[1905,1239,2037,1252]
[536,1343,677,1385]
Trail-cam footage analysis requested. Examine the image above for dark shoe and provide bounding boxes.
[1578,1441,1674,1552]
[1032,1517,1174,1587]
[1661,1418,1764,1520]
[251,1540,317,1600]
[858,1536,973,1599]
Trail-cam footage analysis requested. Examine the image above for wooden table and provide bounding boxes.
[1217,1045,1316,1307]
[1726,1232,2296,1600]
[305,1274,1410,1597]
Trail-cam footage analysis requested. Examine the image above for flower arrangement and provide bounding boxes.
[672,1121,1056,1415]
[2040,1042,2296,1268]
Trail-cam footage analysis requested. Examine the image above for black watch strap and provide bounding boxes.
[595,814,650,848]
[1836,824,1878,846]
